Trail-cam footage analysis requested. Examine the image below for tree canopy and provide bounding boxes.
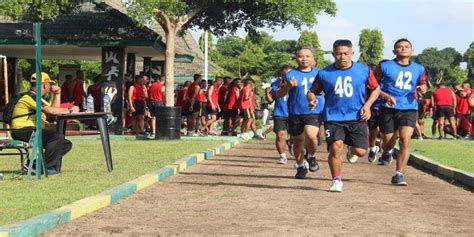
[415,47,463,85]
[463,42,474,81]
[358,28,384,68]
[0,0,82,22]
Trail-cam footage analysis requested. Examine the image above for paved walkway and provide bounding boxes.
[46,140,474,235]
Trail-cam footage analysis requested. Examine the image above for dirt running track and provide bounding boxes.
[46,140,473,236]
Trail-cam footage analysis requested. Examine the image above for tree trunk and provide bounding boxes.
[164,27,176,107]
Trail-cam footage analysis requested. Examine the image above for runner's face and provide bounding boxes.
[393,41,413,58]
[333,46,353,68]
[296,49,314,69]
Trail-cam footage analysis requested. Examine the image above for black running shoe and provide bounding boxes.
[295,166,308,179]
[307,157,319,172]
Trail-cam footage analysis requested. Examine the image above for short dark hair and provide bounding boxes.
[333,39,352,50]
[193,74,202,81]
[223,76,232,83]
[462,80,470,85]
[295,45,314,55]
[65,74,73,80]
[183,81,191,87]
[394,38,412,48]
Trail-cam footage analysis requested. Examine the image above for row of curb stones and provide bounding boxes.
[393,148,474,189]
[0,140,240,237]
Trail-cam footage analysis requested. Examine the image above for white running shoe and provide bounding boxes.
[346,146,359,163]
[329,178,343,192]
[279,157,288,164]
[293,159,309,169]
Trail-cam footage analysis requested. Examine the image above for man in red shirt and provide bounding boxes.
[73,70,86,110]
[87,75,103,112]
[60,74,75,103]
[203,77,223,135]
[148,74,165,136]
[186,74,204,136]
[238,79,253,140]
[225,78,242,136]
[176,81,191,132]
[432,82,457,139]
[128,75,148,135]
[218,76,231,135]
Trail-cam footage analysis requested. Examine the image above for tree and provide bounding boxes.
[296,30,330,68]
[358,28,384,68]
[127,0,336,106]
[0,0,81,22]
[415,47,463,85]
[464,42,474,81]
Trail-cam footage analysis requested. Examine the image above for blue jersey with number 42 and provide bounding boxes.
[378,60,425,110]
[286,68,325,116]
[316,62,374,122]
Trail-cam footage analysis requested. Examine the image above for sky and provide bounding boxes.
[191,0,473,62]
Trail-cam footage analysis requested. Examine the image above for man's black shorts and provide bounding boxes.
[148,100,163,116]
[288,114,321,136]
[205,106,218,116]
[132,100,146,116]
[273,117,288,133]
[324,121,368,149]
[378,107,417,134]
[225,109,239,119]
[240,108,255,120]
[190,102,203,114]
[435,106,455,119]
[368,109,380,130]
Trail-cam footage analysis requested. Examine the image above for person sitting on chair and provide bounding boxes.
[11,72,79,176]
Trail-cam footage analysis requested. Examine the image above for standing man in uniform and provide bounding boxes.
[308,40,380,192]
[375,39,427,186]
[277,46,324,179]
[186,74,204,136]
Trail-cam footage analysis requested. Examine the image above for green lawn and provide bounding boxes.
[0,136,227,225]
[411,118,474,173]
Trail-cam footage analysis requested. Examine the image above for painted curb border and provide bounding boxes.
[0,139,240,237]
[394,148,474,189]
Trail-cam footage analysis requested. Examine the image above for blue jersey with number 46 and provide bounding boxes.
[286,68,324,116]
[316,62,378,122]
[378,60,426,110]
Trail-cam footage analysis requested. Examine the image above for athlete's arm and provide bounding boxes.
[307,75,323,110]
[361,70,381,121]
[276,79,291,98]
[208,86,215,109]
[265,87,274,104]
[452,90,457,110]
[416,70,428,94]
[190,84,200,107]
[128,86,135,112]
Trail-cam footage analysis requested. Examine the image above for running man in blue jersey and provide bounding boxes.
[308,40,380,192]
[375,38,427,186]
[266,65,292,164]
[277,46,324,179]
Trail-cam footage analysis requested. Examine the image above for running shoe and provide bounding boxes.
[329,178,343,192]
[345,146,359,163]
[368,146,380,163]
[307,156,319,172]
[380,151,393,166]
[253,134,265,140]
[295,166,308,179]
[47,169,61,176]
[391,173,408,186]
[279,157,288,165]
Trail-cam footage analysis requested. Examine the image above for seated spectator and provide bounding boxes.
[11,72,79,176]
[60,74,75,103]
[87,75,103,112]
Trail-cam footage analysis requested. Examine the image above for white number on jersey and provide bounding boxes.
[334,76,353,98]
[301,77,315,95]
[395,71,412,90]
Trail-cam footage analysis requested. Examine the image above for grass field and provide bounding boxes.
[411,118,474,173]
[0,136,227,225]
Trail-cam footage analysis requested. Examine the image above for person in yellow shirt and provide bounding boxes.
[11,72,79,176]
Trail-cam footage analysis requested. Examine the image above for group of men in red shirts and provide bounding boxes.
[416,80,473,140]
[175,73,263,140]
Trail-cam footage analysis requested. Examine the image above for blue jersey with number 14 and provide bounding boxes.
[271,78,288,117]
[378,60,426,110]
[286,68,324,116]
[316,62,378,122]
